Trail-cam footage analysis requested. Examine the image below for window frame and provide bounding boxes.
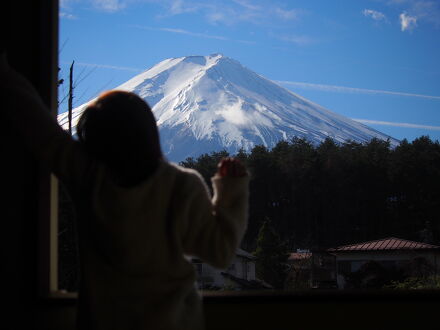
[39,0,440,306]
[35,0,76,299]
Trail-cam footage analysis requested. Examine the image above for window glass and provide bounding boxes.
[58,0,440,293]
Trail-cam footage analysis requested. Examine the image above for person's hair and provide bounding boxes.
[77,90,162,187]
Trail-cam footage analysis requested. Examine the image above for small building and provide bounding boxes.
[286,249,336,289]
[328,237,440,289]
[192,248,270,290]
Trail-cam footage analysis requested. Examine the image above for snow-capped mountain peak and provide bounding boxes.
[58,54,398,162]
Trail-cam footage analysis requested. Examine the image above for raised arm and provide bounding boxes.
[181,158,249,269]
[1,54,93,193]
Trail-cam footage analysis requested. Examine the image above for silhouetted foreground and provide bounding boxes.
[4,62,250,330]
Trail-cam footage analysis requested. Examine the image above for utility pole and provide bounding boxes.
[68,60,74,136]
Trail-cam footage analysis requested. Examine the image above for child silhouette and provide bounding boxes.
[2,55,249,330]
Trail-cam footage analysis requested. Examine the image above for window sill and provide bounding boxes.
[45,291,77,301]
[45,288,440,303]
[202,288,440,303]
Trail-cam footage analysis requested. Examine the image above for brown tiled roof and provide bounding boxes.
[328,237,440,252]
[288,252,312,261]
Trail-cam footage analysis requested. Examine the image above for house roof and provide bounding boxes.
[236,248,256,260]
[190,248,256,263]
[221,272,272,289]
[328,237,440,252]
[288,252,312,261]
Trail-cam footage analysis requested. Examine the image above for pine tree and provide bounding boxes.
[254,218,289,289]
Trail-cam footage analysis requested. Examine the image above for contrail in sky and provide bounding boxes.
[75,62,142,72]
[277,80,440,101]
[353,119,440,130]
[60,61,142,72]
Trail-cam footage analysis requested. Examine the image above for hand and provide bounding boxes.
[217,157,247,177]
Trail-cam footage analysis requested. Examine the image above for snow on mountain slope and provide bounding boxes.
[58,54,399,162]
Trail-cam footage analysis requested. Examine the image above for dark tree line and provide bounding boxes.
[180,136,440,253]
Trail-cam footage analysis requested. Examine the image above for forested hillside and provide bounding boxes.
[180,136,440,252]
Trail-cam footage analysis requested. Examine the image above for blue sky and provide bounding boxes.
[59,0,440,142]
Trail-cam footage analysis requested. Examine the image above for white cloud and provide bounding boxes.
[132,25,229,40]
[411,0,440,27]
[160,1,255,26]
[60,0,79,9]
[275,8,299,20]
[387,1,440,31]
[159,27,228,40]
[169,0,185,14]
[353,118,440,130]
[92,0,126,12]
[400,12,417,31]
[59,0,69,7]
[60,12,77,19]
[166,0,200,15]
[391,0,440,27]
[206,11,228,24]
[132,24,257,44]
[232,0,261,11]
[158,1,302,27]
[363,9,387,21]
[277,80,440,100]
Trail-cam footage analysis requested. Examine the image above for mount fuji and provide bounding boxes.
[58,54,399,162]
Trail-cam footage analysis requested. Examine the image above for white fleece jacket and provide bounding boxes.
[80,160,249,330]
[4,69,249,330]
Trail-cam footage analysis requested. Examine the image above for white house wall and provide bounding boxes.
[334,251,440,289]
[247,262,256,281]
[335,251,440,271]
[195,254,257,289]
